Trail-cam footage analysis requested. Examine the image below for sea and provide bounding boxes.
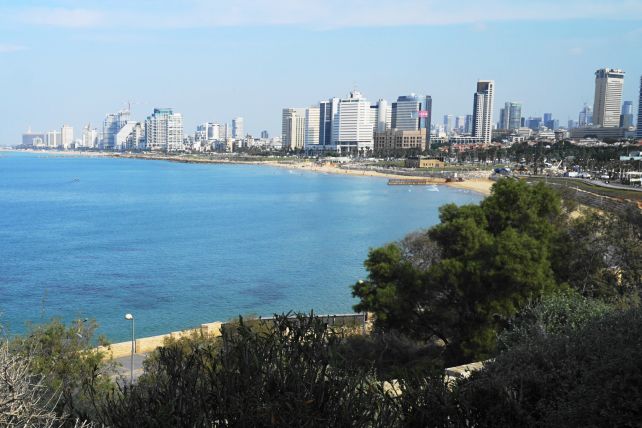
[0,151,482,342]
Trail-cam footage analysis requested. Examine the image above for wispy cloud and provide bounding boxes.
[0,44,27,53]
[5,1,642,30]
[16,7,104,28]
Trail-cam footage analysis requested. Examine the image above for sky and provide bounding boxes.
[1,0,642,144]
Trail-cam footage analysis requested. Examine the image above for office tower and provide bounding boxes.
[567,120,575,130]
[319,97,340,147]
[443,115,454,134]
[508,102,522,130]
[305,106,320,148]
[391,94,422,131]
[81,124,98,148]
[528,117,542,130]
[455,116,466,132]
[61,125,73,149]
[593,68,625,127]
[637,76,642,138]
[145,108,184,151]
[423,96,432,143]
[543,113,553,123]
[333,90,374,154]
[464,115,473,134]
[282,108,306,150]
[232,117,244,139]
[260,130,269,139]
[374,99,389,132]
[101,108,130,150]
[620,101,634,128]
[499,107,507,130]
[472,80,494,143]
[579,104,593,127]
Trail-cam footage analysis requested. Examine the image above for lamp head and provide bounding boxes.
[125,313,134,320]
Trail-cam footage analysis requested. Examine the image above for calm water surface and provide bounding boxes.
[0,152,482,341]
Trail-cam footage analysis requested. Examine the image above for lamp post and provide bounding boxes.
[124,313,135,384]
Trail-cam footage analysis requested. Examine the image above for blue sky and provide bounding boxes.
[1,0,641,143]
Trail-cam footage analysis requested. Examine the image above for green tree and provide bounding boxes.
[353,179,562,362]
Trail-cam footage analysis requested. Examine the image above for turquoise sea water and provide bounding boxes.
[0,152,482,341]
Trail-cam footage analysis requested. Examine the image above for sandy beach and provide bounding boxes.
[3,149,494,196]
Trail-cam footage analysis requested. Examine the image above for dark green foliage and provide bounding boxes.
[98,314,397,427]
[354,179,562,362]
[335,330,444,380]
[497,290,613,350]
[555,210,642,297]
[457,306,642,427]
[10,318,114,422]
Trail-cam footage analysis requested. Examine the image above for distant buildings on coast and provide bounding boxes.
[19,68,641,154]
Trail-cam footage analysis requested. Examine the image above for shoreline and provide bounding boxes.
[2,148,493,196]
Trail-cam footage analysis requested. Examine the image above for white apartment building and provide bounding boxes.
[145,108,184,151]
[81,124,98,148]
[61,125,74,149]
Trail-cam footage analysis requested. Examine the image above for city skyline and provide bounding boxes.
[1,1,642,144]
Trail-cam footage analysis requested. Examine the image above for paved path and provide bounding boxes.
[111,353,148,383]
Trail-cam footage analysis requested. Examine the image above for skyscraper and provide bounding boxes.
[472,80,494,143]
[319,98,340,148]
[579,104,593,127]
[423,96,432,144]
[593,68,625,127]
[374,99,390,132]
[304,106,320,149]
[81,124,98,148]
[620,101,634,128]
[232,117,244,139]
[281,108,306,150]
[145,108,184,151]
[391,94,422,131]
[637,75,642,139]
[443,115,454,134]
[260,130,269,139]
[333,91,374,154]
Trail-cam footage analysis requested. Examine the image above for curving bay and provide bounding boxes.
[0,152,482,341]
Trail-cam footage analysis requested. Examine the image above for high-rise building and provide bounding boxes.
[260,130,269,139]
[391,94,422,131]
[455,116,466,132]
[593,68,625,127]
[333,90,374,154]
[637,75,642,139]
[443,115,454,134]
[46,130,61,148]
[374,99,390,132]
[304,106,320,149]
[319,98,340,148]
[232,117,244,139]
[579,104,593,127]
[145,108,183,151]
[472,80,494,143]
[101,108,130,150]
[423,96,432,144]
[282,108,306,150]
[620,101,634,128]
[125,123,145,150]
[464,115,473,134]
[81,124,98,148]
[61,125,73,149]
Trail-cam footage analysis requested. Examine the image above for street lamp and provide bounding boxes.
[124,313,135,384]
